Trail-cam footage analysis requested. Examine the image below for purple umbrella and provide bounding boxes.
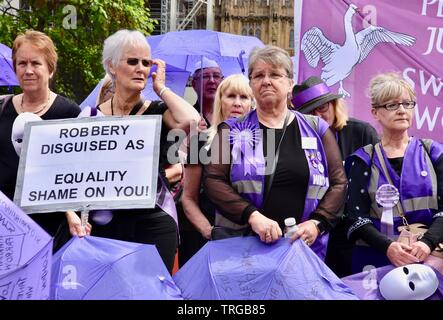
[173,236,358,300]
[151,29,264,76]
[0,43,19,86]
[0,191,53,300]
[51,236,183,300]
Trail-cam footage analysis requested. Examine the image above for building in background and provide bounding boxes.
[147,0,295,55]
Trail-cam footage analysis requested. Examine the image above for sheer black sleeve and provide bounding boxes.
[310,128,348,232]
[203,123,257,224]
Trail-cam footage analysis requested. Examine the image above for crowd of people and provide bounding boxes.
[1,29,442,286]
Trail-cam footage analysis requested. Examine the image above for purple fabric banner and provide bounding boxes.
[294,0,443,141]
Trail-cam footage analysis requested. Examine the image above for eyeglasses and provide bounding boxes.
[125,58,153,67]
[311,102,330,114]
[199,73,223,81]
[373,101,416,111]
[249,72,287,83]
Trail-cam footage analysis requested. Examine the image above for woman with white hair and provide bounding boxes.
[67,29,199,272]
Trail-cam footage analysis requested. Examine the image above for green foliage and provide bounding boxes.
[0,0,157,103]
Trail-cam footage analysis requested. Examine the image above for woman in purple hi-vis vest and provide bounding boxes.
[345,72,443,274]
[203,45,347,260]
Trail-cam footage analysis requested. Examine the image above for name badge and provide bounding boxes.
[301,137,317,150]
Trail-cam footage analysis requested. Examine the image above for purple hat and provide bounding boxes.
[292,76,342,114]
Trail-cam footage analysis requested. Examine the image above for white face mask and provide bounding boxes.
[380,264,438,300]
[11,112,42,156]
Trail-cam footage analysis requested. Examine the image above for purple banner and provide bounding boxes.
[294,0,443,141]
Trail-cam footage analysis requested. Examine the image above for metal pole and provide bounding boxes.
[206,0,214,30]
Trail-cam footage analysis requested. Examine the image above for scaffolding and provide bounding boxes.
[158,0,212,33]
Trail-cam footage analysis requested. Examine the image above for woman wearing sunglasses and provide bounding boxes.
[66,29,199,273]
[345,72,443,273]
[292,76,379,277]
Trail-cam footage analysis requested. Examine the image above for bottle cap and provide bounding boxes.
[284,217,296,227]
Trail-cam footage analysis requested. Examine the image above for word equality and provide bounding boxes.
[54,170,127,184]
[59,125,130,138]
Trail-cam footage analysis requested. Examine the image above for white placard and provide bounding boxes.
[14,116,162,213]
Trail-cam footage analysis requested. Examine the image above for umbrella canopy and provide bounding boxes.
[0,43,19,86]
[0,191,53,300]
[342,264,443,300]
[51,236,183,300]
[151,29,265,76]
[173,236,358,300]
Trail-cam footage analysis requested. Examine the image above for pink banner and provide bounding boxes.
[294,0,443,141]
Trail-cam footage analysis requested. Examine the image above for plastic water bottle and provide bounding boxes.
[284,217,298,238]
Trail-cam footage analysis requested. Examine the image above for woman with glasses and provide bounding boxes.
[292,76,379,276]
[345,72,443,273]
[203,45,347,260]
[66,29,199,272]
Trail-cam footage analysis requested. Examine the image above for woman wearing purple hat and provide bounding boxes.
[292,76,379,160]
[203,45,347,260]
[293,76,379,276]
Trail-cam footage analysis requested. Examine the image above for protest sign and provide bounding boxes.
[14,116,162,213]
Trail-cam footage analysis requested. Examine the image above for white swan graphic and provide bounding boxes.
[301,4,415,97]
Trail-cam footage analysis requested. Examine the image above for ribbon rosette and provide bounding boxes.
[230,121,261,175]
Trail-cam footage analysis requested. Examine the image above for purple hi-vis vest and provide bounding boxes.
[223,109,331,258]
[348,138,443,238]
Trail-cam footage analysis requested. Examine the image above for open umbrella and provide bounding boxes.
[0,191,53,300]
[173,236,357,300]
[0,43,19,86]
[51,236,183,300]
[342,264,443,300]
[151,29,264,76]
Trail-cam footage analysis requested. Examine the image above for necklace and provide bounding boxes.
[21,91,50,114]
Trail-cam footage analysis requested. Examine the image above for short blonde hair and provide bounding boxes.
[12,30,58,74]
[207,74,254,145]
[369,72,416,107]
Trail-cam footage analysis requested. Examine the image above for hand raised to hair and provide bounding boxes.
[151,59,166,94]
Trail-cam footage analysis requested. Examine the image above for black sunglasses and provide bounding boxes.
[126,58,153,67]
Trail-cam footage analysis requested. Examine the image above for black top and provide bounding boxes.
[0,95,80,200]
[338,117,379,160]
[261,120,309,229]
[204,117,347,232]
[346,154,443,253]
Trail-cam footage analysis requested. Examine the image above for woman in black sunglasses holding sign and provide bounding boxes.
[345,72,443,274]
[66,29,199,272]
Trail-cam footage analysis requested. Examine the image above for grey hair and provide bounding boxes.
[102,29,151,82]
[248,45,293,79]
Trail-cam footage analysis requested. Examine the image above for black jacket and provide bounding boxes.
[337,117,379,160]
